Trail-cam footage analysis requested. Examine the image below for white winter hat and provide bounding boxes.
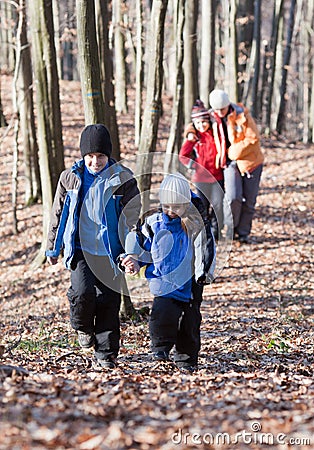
[159,173,191,205]
[209,89,230,110]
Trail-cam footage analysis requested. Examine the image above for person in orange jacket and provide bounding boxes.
[209,89,264,243]
[179,100,224,240]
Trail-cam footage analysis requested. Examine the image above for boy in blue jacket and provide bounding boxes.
[122,173,215,372]
[46,124,141,369]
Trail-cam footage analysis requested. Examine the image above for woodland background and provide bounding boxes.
[0,0,314,449]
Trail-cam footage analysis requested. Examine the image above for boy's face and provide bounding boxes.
[193,119,210,133]
[84,153,108,173]
[213,105,229,118]
[162,203,188,219]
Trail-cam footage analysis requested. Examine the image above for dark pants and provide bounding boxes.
[195,180,224,239]
[149,283,203,367]
[67,250,121,360]
[224,162,263,237]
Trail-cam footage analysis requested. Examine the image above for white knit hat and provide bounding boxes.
[209,89,230,110]
[159,173,191,205]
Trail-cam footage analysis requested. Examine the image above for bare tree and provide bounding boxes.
[16,0,40,205]
[200,0,216,106]
[276,0,297,134]
[165,0,185,171]
[76,0,106,124]
[221,0,238,100]
[112,0,128,113]
[262,0,283,135]
[183,0,198,123]
[137,0,169,213]
[134,0,144,147]
[29,0,64,266]
[250,0,261,119]
[96,0,120,160]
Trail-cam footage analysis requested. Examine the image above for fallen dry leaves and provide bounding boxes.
[0,76,313,449]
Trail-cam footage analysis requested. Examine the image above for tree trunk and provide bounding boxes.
[0,78,8,127]
[276,0,297,134]
[250,0,261,119]
[165,0,185,172]
[262,0,283,135]
[112,0,128,113]
[29,0,64,267]
[96,0,120,160]
[137,0,168,214]
[223,0,238,101]
[17,0,41,205]
[76,0,106,124]
[134,0,144,147]
[183,0,198,124]
[200,0,216,106]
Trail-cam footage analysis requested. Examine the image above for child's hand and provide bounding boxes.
[47,256,58,265]
[187,132,197,142]
[120,255,140,275]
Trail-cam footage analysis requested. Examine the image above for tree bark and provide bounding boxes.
[76,0,106,124]
[96,0,120,160]
[200,0,216,106]
[183,0,198,124]
[165,0,185,172]
[29,0,64,267]
[276,0,297,134]
[137,0,168,214]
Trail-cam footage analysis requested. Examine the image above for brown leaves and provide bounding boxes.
[0,77,314,448]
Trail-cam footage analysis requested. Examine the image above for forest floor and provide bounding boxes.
[0,76,314,449]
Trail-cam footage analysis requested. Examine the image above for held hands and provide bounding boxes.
[120,254,140,275]
[47,256,58,265]
[196,274,214,285]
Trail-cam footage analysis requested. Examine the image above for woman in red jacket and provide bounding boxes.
[179,100,224,240]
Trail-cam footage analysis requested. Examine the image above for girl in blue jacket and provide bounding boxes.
[123,173,215,372]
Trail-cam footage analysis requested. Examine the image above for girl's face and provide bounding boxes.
[162,203,188,219]
[193,119,210,133]
[84,153,108,173]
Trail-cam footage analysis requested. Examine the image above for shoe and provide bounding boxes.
[97,357,116,369]
[152,351,170,362]
[238,235,249,244]
[178,365,197,373]
[77,331,95,349]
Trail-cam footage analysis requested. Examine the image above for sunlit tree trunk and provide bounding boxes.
[134,0,144,147]
[223,0,238,101]
[200,0,215,106]
[29,0,64,267]
[276,0,297,134]
[0,78,8,127]
[112,0,128,113]
[165,0,184,172]
[76,0,106,124]
[0,1,16,71]
[250,0,261,119]
[262,0,283,135]
[96,0,120,160]
[183,0,198,124]
[137,0,168,213]
[17,0,40,205]
[307,1,314,143]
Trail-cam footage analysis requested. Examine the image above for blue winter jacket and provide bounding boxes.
[46,159,141,271]
[125,200,216,302]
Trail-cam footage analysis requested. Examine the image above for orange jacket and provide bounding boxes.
[211,104,264,175]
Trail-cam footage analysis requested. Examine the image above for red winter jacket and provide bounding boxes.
[179,126,223,183]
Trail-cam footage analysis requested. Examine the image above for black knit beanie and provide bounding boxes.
[80,124,112,158]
